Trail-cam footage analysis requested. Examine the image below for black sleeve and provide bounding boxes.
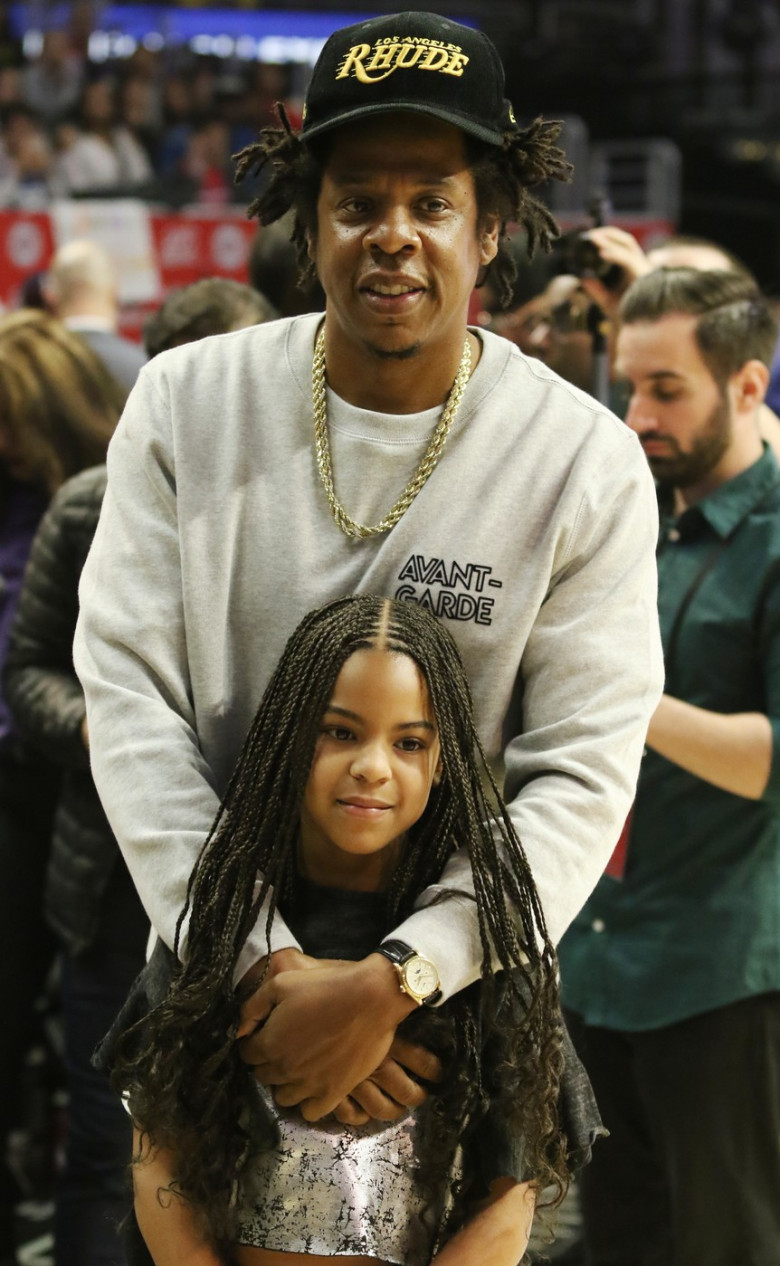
[3,474,103,770]
[92,937,177,1075]
[472,1007,605,1194]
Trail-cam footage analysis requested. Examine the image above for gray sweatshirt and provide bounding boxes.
[74,313,663,997]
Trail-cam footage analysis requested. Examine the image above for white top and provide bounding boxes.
[54,128,152,191]
[74,314,663,996]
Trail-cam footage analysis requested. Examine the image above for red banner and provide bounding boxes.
[150,212,256,290]
[0,206,671,338]
[0,207,257,333]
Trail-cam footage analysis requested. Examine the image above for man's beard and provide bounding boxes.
[643,392,732,489]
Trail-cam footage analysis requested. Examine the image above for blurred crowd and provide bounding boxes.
[0,9,302,207]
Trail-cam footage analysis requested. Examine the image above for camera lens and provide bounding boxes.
[571,237,625,292]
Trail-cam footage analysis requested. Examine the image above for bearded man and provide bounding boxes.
[561,267,780,1266]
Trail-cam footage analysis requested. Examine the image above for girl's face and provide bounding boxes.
[299,648,441,891]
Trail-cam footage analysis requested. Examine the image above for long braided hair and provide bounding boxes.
[234,106,572,311]
[115,596,567,1251]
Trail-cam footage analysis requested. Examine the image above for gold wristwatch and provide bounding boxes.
[377,939,442,1007]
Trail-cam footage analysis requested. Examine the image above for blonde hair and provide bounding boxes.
[0,310,126,493]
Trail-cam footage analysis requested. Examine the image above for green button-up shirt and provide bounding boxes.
[560,445,780,1031]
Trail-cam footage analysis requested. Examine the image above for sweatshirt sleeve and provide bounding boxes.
[73,368,300,976]
[392,431,663,997]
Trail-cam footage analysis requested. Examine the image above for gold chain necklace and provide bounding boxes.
[311,326,472,540]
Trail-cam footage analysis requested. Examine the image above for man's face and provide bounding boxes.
[540,276,594,393]
[309,113,498,362]
[493,276,594,392]
[615,312,733,491]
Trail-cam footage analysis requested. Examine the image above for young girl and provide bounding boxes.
[109,595,587,1265]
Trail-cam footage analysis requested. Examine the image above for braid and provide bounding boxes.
[113,595,568,1249]
[233,104,320,287]
[371,602,566,1236]
[471,117,574,307]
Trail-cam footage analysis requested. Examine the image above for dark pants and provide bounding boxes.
[566,994,780,1266]
[0,751,58,1255]
[54,946,142,1266]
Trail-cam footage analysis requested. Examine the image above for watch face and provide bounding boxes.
[404,957,439,998]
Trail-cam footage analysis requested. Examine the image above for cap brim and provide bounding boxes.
[302,101,506,148]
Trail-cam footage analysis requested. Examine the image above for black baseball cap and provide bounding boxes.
[301,11,517,148]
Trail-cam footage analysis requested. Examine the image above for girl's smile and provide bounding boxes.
[337,798,393,815]
[299,646,441,891]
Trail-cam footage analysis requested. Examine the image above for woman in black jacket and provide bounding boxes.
[0,311,125,1266]
[3,467,149,1266]
[2,282,274,1266]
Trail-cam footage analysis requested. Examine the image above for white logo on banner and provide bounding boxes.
[7,220,45,270]
[211,223,246,272]
[159,224,198,269]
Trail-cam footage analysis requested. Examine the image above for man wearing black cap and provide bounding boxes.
[76,6,661,1177]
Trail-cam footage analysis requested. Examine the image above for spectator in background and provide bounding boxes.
[249,61,302,131]
[122,46,163,127]
[0,313,120,493]
[0,311,124,1265]
[180,118,231,205]
[0,10,23,76]
[492,273,596,394]
[471,229,550,329]
[117,75,159,168]
[43,240,147,392]
[4,467,147,1266]
[22,30,82,126]
[66,1,96,65]
[644,234,754,276]
[143,277,274,358]
[54,78,152,194]
[0,103,55,206]
[559,268,780,1266]
[189,61,217,122]
[247,218,325,317]
[579,228,756,317]
[216,76,258,166]
[576,226,780,460]
[0,69,22,109]
[18,271,47,309]
[2,284,276,1266]
[156,74,195,178]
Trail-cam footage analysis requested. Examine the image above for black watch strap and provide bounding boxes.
[377,938,416,967]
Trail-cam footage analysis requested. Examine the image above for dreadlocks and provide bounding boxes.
[114,595,567,1252]
[234,106,572,310]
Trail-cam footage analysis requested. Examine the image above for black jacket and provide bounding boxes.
[3,465,147,957]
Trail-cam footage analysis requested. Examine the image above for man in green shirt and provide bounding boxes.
[560,268,780,1266]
